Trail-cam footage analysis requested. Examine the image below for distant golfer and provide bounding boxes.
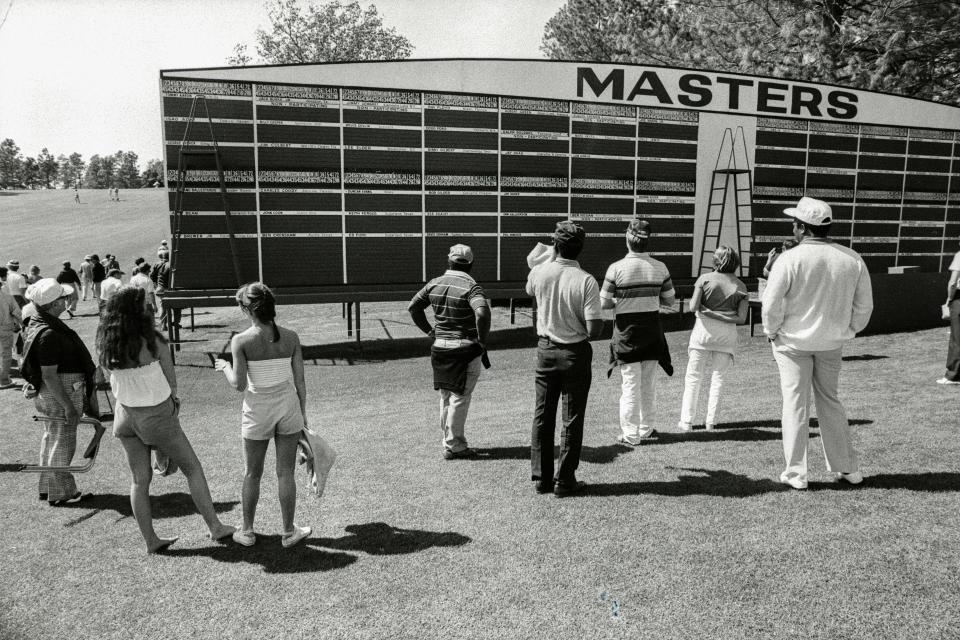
[74,188,80,204]
[408,244,491,460]
[526,221,602,497]
[762,197,873,490]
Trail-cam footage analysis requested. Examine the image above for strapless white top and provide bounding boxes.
[110,360,171,407]
[246,357,293,392]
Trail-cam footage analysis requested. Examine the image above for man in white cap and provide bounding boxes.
[762,196,873,490]
[408,244,491,460]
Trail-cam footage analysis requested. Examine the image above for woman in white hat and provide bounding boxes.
[21,279,99,505]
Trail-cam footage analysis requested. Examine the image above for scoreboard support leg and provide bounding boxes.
[346,302,353,337]
[356,303,361,346]
[190,307,195,332]
[510,298,516,324]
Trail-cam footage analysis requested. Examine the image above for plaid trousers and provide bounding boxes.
[35,373,85,500]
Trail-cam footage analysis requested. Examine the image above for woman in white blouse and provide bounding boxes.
[97,286,235,553]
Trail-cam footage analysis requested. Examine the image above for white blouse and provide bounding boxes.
[110,360,171,407]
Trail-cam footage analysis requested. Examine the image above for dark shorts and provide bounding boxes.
[113,396,184,446]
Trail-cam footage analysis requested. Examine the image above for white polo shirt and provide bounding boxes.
[100,276,124,303]
[526,257,602,344]
[5,271,25,297]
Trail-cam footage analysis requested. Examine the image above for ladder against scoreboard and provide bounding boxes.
[698,127,753,277]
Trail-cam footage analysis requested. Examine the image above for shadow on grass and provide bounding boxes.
[710,418,873,430]
[164,541,358,573]
[162,521,470,573]
[842,354,888,361]
[311,521,471,555]
[52,492,238,525]
[474,444,632,464]
[813,472,960,492]
[579,468,787,498]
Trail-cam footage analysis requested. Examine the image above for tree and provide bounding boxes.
[37,148,59,189]
[228,0,413,65]
[58,152,85,188]
[98,153,117,188]
[115,150,139,188]
[20,157,39,189]
[542,0,960,105]
[84,154,103,188]
[140,158,165,188]
[0,138,22,189]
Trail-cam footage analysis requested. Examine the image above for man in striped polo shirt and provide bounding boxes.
[408,244,491,460]
[601,219,676,445]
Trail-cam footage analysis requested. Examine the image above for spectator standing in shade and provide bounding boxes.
[90,254,106,301]
[26,265,42,285]
[600,219,675,444]
[526,221,603,497]
[939,241,960,385]
[763,239,799,278]
[0,267,22,389]
[79,255,94,301]
[103,254,120,273]
[129,263,157,314]
[408,244,491,460]
[100,268,125,316]
[5,261,27,307]
[677,246,748,431]
[762,197,873,490]
[56,261,82,318]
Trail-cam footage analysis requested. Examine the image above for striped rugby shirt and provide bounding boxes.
[600,251,676,313]
[410,270,489,341]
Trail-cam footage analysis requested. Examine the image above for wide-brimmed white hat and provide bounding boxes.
[784,196,832,227]
[25,278,74,307]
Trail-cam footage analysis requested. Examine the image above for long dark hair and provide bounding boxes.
[96,286,161,369]
[237,282,279,342]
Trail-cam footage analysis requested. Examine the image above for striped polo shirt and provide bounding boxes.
[600,251,676,313]
[410,270,488,340]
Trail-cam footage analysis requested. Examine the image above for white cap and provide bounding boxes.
[25,278,74,307]
[784,196,832,227]
[447,243,474,264]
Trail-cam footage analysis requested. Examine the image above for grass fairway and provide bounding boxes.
[0,190,959,637]
[0,189,169,271]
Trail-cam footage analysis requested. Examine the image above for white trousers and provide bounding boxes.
[772,345,858,483]
[619,360,658,439]
[679,348,733,427]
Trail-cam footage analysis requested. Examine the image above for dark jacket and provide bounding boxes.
[56,268,81,286]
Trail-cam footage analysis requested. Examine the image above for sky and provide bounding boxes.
[0,0,566,165]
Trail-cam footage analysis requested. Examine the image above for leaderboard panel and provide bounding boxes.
[753,116,959,273]
[163,77,702,290]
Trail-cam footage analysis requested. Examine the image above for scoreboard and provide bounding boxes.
[160,60,960,293]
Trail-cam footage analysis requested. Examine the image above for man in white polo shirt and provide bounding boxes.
[99,268,125,316]
[762,197,873,490]
[526,221,603,497]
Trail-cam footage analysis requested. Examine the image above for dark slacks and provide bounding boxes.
[946,299,960,381]
[531,338,592,487]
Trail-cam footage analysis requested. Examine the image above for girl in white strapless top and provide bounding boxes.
[215,282,311,549]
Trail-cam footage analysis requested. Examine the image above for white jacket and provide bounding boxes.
[762,237,873,351]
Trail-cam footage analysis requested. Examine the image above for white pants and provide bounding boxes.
[435,339,483,453]
[772,345,858,484]
[619,360,658,440]
[679,348,733,427]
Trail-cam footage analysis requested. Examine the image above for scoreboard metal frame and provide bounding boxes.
[160,59,960,295]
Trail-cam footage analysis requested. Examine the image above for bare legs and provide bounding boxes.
[118,429,235,554]
[241,432,301,535]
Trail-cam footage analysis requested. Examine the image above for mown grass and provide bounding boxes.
[0,189,168,272]
[0,190,958,638]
